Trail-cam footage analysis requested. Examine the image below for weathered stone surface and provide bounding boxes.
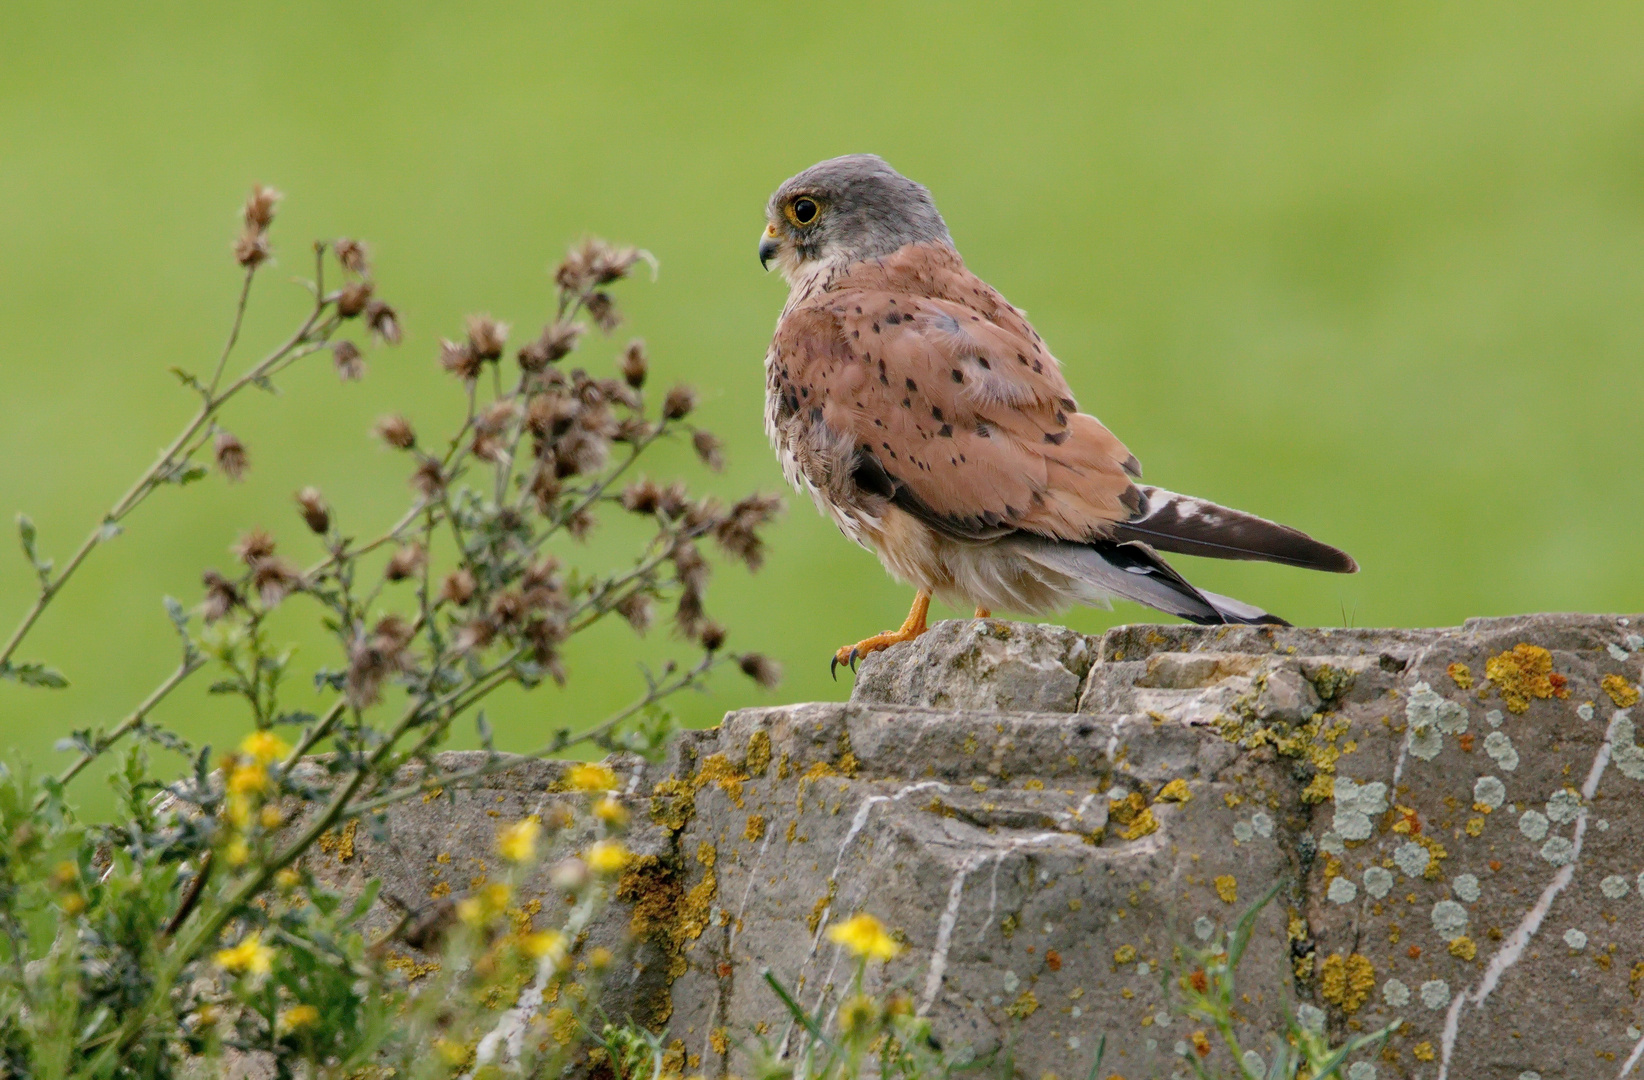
[851,618,1093,713]
[322,613,1644,1080]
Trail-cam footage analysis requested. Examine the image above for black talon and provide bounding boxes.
[830,654,841,680]
[849,647,861,672]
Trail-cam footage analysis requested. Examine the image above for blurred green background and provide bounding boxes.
[4,3,1643,815]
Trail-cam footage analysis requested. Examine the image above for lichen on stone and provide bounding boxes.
[1447,662,1474,690]
[1331,776,1388,840]
[1213,875,1237,904]
[1602,673,1640,708]
[1318,952,1375,1014]
[744,730,772,776]
[1484,730,1520,771]
[743,814,766,842]
[1155,778,1192,803]
[1473,775,1506,811]
[1484,643,1569,713]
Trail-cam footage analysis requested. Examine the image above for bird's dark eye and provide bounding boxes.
[791,197,818,225]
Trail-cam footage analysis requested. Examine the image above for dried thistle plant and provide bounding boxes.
[0,185,782,1079]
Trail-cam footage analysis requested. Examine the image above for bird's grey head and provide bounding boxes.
[760,154,950,282]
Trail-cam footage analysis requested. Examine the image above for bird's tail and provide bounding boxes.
[1011,537,1289,626]
[1110,487,1358,574]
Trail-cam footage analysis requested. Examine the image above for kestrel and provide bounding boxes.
[758,155,1356,675]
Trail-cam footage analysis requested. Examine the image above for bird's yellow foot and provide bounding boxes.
[974,607,991,618]
[832,590,930,678]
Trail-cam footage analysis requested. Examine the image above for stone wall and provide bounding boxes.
[308,614,1644,1080]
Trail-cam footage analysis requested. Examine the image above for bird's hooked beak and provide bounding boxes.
[758,223,781,271]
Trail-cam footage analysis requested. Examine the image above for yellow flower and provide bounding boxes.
[496,819,542,863]
[214,932,274,975]
[593,797,629,826]
[520,930,567,959]
[838,994,880,1035]
[225,794,252,830]
[435,1038,470,1067]
[278,1004,319,1032]
[240,730,291,765]
[227,762,270,797]
[259,805,284,830]
[274,867,301,891]
[483,882,512,910]
[588,946,613,970]
[585,840,630,874]
[224,838,251,867]
[567,762,619,792]
[457,897,487,927]
[827,913,901,961]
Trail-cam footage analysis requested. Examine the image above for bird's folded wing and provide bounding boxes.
[771,287,1143,543]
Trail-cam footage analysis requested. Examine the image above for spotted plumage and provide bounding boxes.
[758,155,1356,670]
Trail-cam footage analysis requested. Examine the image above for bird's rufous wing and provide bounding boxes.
[771,270,1143,543]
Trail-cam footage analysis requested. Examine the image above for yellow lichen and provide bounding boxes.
[1155,778,1192,803]
[1288,913,1308,941]
[1485,643,1569,713]
[1120,807,1159,841]
[806,879,838,935]
[1630,960,1644,999]
[1113,944,1137,965]
[1318,953,1375,1014]
[1301,773,1335,804]
[745,730,772,776]
[1415,834,1448,879]
[709,1027,729,1055]
[384,953,441,981]
[743,814,767,842]
[694,754,748,808]
[1446,662,1474,690]
[1108,791,1146,825]
[1448,936,1477,961]
[1213,875,1238,904]
[317,820,358,862]
[1465,817,1485,837]
[802,760,838,782]
[1024,778,1045,791]
[1602,674,1640,708]
[1005,990,1039,1018]
[1412,1042,1435,1062]
[1223,791,1244,809]
[649,777,696,831]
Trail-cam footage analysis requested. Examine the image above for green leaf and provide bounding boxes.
[163,595,190,637]
[346,878,382,924]
[17,513,37,563]
[3,661,69,688]
[161,461,209,486]
[1227,877,1286,972]
[169,366,205,395]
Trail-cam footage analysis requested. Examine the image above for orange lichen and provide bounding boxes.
[1485,644,1568,713]
[1602,674,1640,708]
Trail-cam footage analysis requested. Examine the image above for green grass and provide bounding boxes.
[5,3,1644,815]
